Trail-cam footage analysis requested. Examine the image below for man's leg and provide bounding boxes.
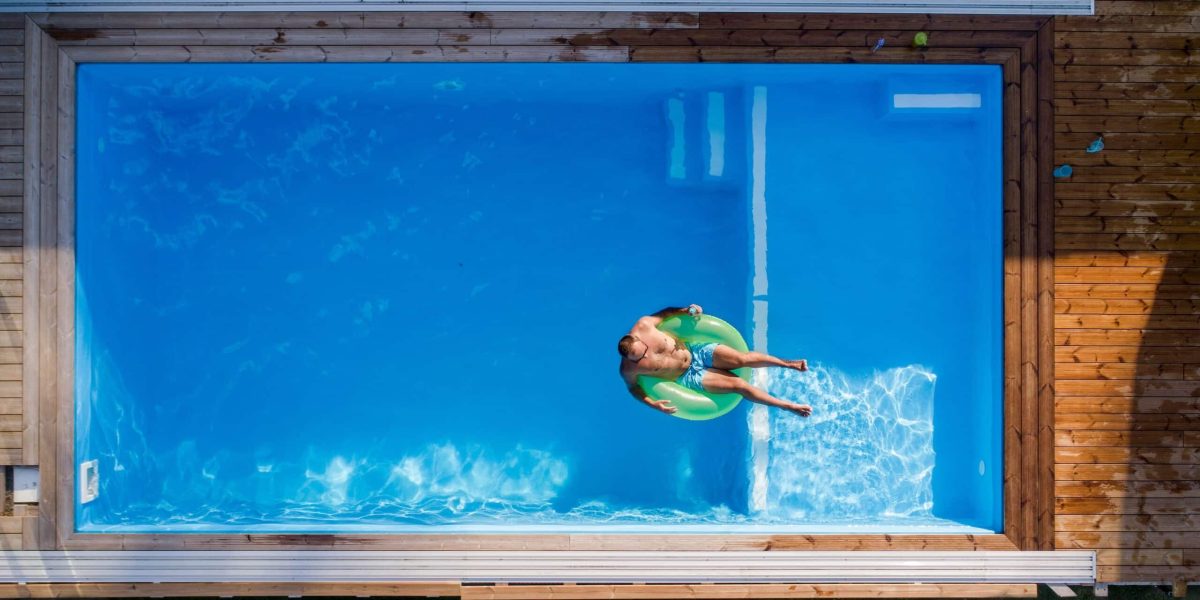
[700,369,812,417]
[711,344,807,372]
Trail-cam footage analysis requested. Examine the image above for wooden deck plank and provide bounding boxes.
[1056,430,1188,447]
[1055,82,1200,101]
[1057,313,1200,328]
[1055,251,1199,268]
[628,46,1007,63]
[1093,2,1200,16]
[1057,116,1200,133]
[1056,412,1200,431]
[0,28,24,44]
[1056,151,1200,167]
[1057,463,1200,480]
[1056,330,1200,347]
[1035,19,1057,552]
[1055,182,1199,201]
[55,45,78,553]
[31,12,701,30]
[1056,397,1200,414]
[1056,99,1200,116]
[1058,166,1200,184]
[0,63,29,80]
[1097,566,1200,583]
[1055,446,1200,464]
[1055,362,1185,379]
[1057,496,1200,514]
[1054,267,1200,284]
[1056,234,1200,251]
[62,44,632,63]
[1057,515,1200,532]
[1057,15,1200,33]
[1058,346,1200,364]
[1055,49,1200,67]
[1058,64,1200,82]
[1094,549,1183,566]
[1056,531,1200,550]
[1055,378,1200,397]
[43,27,1038,49]
[1000,43,1025,552]
[1020,31,1043,551]
[34,22,58,547]
[1055,283,1200,300]
[1056,480,1200,498]
[698,14,1047,31]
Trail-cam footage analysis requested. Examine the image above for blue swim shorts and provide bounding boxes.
[677,342,717,392]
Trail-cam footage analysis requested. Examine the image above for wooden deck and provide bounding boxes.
[0,14,25,555]
[13,10,1055,558]
[0,0,1194,593]
[1052,0,1200,587]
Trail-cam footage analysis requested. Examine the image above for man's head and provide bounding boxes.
[618,335,648,361]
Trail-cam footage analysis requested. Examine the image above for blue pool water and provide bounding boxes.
[75,63,1002,533]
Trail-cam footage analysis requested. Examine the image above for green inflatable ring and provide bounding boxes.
[637,314,750,421]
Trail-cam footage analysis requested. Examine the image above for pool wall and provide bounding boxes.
[11,7,1161,590]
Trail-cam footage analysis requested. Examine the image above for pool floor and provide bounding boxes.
[74,63,1002,533]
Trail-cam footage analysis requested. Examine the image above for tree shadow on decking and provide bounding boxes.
[1057,218,1198,585]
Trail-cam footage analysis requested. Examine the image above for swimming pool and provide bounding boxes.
[75,63,1002,533]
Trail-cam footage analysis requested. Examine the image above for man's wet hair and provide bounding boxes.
[618,335,636,357]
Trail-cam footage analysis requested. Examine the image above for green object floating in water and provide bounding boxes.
[637,314,749,421]
[913,32,930,48]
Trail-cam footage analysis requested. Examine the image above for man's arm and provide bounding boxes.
[621,363,678,415]
[642,304,703,327]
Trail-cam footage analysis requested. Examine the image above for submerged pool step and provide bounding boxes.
[0,550,1095,584]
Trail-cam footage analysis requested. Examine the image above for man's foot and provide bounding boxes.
[786,359,808,372]
[786,403,813,417]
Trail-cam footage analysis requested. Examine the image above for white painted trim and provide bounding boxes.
[0,551,1096,584]
[0,0,1094,15]
[893,93,983,109]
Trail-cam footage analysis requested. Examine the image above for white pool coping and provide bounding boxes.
[0,550,1096,584]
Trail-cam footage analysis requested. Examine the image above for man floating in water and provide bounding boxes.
[618,305,813,417]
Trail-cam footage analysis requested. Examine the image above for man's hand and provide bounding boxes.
[687,304,703,317]
[786,403,813,418]
[649,399,678,415]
